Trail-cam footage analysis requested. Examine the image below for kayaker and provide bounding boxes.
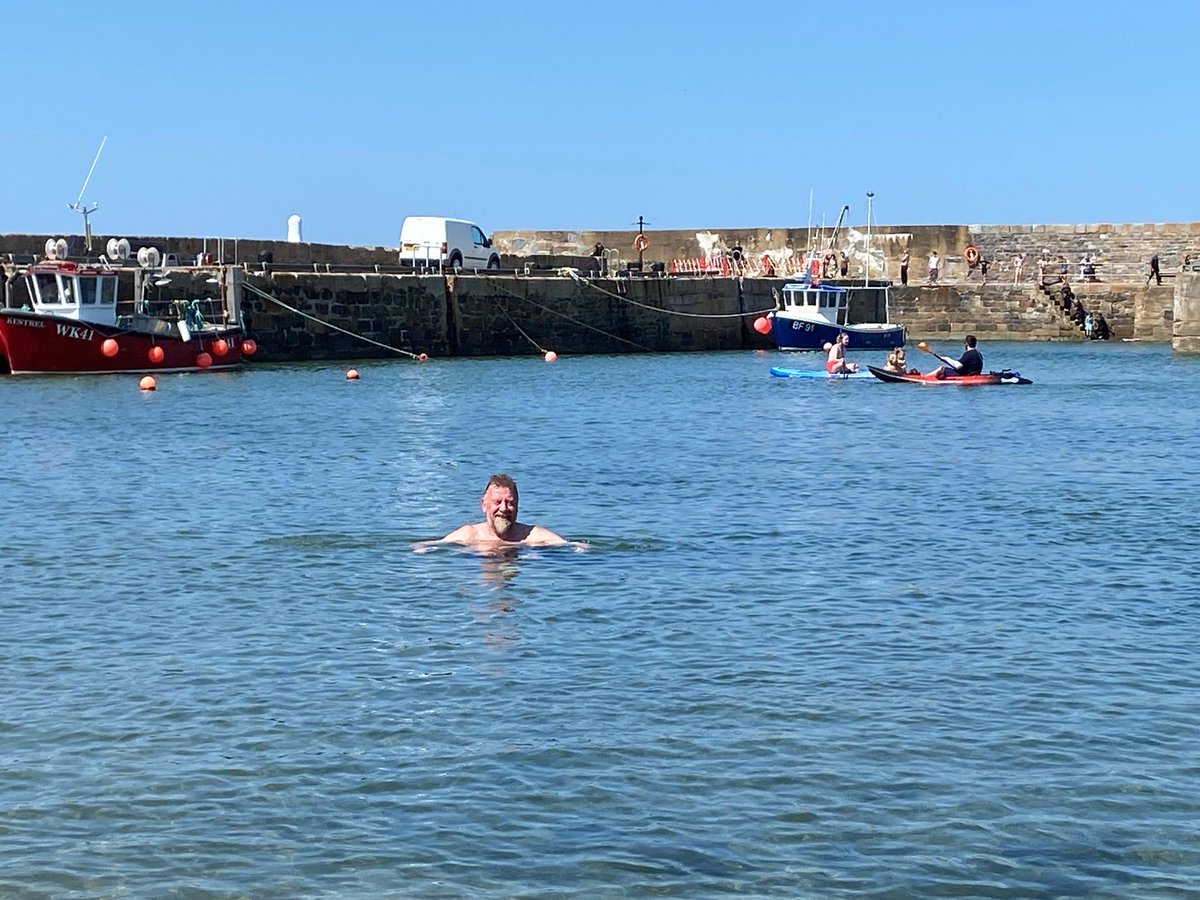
[928,334,983,378]
[825,332,859,374]
[885,347,907,372]
[417,473,580,551]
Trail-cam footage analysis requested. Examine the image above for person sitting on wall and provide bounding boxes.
[1072,298,1087,327]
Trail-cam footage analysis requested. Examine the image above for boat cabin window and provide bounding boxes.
[98,276,117,305]
[34,273,64,305]
[78,276,97,305]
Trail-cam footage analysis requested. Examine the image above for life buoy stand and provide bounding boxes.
[965,246,981,266]
[633,234,649,253]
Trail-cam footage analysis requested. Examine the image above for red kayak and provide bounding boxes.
[867,365,1032,385]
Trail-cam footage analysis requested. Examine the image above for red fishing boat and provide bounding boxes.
[0,239,251,376]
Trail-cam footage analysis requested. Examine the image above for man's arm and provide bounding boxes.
[412,523,476,552]
[523,525,570,547]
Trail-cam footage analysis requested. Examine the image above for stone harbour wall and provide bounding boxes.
[5,222,1199,357]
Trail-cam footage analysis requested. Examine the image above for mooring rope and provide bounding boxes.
[494,301,548,354]
[483,276,657,352]
[563,269,776,318]
[243,281,423,359]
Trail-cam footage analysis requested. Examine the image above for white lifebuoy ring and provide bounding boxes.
[633,234,649,252]
[965,246,981,266]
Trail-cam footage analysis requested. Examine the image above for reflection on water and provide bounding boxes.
[3,345,1199,897]
[474,552,521,655]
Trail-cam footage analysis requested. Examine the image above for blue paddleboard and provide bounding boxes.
[770,366,874,380]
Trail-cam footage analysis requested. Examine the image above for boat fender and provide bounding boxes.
[965,246,981,266]
[633,234,649,253]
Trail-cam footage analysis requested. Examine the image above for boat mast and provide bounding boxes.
[865,191,874,289]
[69,135,107,253]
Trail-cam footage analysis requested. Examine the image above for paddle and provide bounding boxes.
[915,340,959,370]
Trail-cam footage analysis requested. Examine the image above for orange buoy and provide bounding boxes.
[148,345,165,364]
[418,353,429,362]
[753,316,772,335]
[346,368,360,380]
[633,234,649,253]
[241,339,258,356]
[196,352,213,369]
[212,338,229,356]
[544,351,558,363]
[139,375,157,391]
[101,338,119,357]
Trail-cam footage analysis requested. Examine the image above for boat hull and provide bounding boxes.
[770,316,905,351]
[0,311,243,375]
[867,365,1032,386]
[769,366,874,380]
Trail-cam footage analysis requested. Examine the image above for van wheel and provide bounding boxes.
[487,255,500,270]
[449,252,463,270]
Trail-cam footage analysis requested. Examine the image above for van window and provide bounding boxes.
[471,226,487,247]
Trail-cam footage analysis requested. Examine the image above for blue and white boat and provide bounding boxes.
[767,280,905,351]
[769,191,905,352]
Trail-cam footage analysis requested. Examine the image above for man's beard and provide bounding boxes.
[492,514,513,535]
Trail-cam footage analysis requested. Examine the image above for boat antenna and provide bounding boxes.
[69,135,107,252]
[806,188,814,255]
[865,191,874,288]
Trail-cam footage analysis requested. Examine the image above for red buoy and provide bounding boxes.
[753,316,772,335]
[212,339,229,356]
[544,350,558,363]
[101,338,119,357]
[148,345,165,364]
[196,352,213,369]
[241,339,258,356]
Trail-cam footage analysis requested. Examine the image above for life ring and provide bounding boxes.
[965,246,981,266]
[633,234,649,253]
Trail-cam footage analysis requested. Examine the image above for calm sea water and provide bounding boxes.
[3,341,1199,897]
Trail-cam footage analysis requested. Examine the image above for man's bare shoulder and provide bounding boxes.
[523,525,569,547]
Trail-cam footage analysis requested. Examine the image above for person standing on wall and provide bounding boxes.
[1148,253,1162,285]
[928,250,939,285]
[900,250,910,286]
[1012,253,1025,284]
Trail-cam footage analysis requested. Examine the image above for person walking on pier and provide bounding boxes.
[1148,253,1162,286]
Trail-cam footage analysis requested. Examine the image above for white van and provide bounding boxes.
[398,216,501,271]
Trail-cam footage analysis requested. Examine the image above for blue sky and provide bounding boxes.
[3,0,1197,245]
